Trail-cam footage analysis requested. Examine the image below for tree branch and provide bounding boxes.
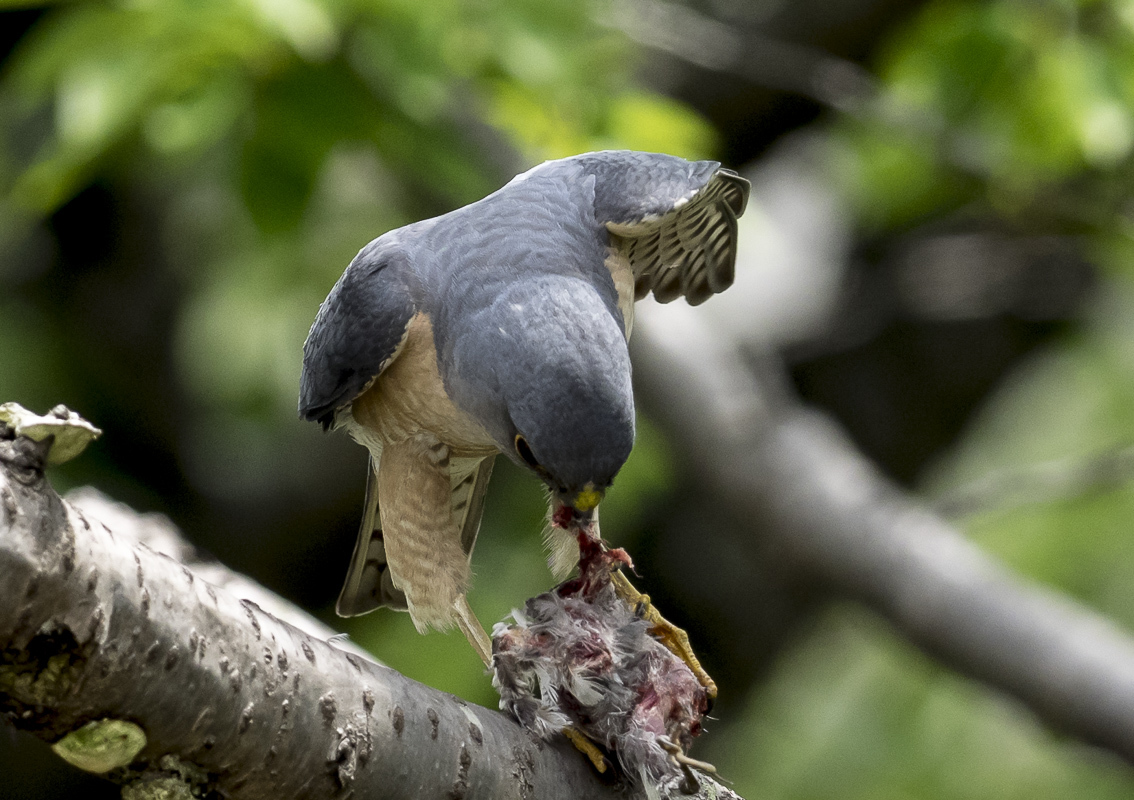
[929,445,1134,519]
[633,303,1134,764]
[0,425,741,799]
[600,0,877,111]
[61,486,377,665]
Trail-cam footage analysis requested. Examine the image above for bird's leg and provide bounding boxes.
[657,735,717,773]
[610,570,718,700]
[454,594,493,666]
[559,509,718,697]
[657,734,717,792]
[563,728,609,774]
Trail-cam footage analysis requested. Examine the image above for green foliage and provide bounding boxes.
[715,295,1134,800]
[836,0,1134,671]
[834,0,1134,232]
[713,608,1134,800]
[0,0,715,219]
[925,273,1134,623]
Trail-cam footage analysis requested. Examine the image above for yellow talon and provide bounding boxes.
[564,727,608,773]
[610,570,718,699]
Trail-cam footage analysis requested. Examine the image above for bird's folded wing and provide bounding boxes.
[298,243,416,429]
[603,165,749,306]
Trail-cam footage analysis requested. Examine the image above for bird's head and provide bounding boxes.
[486,285,635,523]
[509,381,634,527]
[441,276,636,517]
[516,439,609,530]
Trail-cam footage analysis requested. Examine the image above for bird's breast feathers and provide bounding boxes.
[348,311,496,457]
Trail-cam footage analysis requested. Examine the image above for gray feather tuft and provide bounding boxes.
[492,582,709,789]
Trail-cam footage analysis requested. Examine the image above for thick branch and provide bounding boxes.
[0,431,743,799]
[61,486,376,664]
[633,303,1134,763]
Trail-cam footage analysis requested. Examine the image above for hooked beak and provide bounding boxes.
[551,483,605,529]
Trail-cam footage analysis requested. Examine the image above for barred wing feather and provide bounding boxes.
[606,168,749,306]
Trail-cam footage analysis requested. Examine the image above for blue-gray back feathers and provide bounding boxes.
[298,151,750,441]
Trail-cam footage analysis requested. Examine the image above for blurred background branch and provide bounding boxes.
[635,302,1134,763]
[5,0,1134,797]
[600,0,878,111]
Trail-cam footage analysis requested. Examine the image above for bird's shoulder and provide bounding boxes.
[298,236,419,429]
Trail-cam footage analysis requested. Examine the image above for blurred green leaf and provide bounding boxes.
[837,0,1134,231]
[605,92,717,161]
[714,607,1134,800]
[240,62,378,232]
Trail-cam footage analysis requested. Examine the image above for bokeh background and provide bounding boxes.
[4,0,1134,796]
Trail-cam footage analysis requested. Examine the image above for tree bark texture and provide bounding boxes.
[0,428,740,799]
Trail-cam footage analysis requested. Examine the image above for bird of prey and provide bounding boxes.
[299,150,749,666]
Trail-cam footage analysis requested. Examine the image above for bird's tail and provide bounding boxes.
[336,456,409,616]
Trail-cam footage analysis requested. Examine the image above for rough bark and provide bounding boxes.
[0,426,740,799]
[633,302,1134,764]
[61,487,377,666]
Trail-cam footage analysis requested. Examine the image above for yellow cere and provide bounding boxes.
[573,485,603,512]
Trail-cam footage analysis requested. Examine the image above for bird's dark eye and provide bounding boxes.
[514,435,540,468]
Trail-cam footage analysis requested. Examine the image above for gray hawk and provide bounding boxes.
[298,150,749,667]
